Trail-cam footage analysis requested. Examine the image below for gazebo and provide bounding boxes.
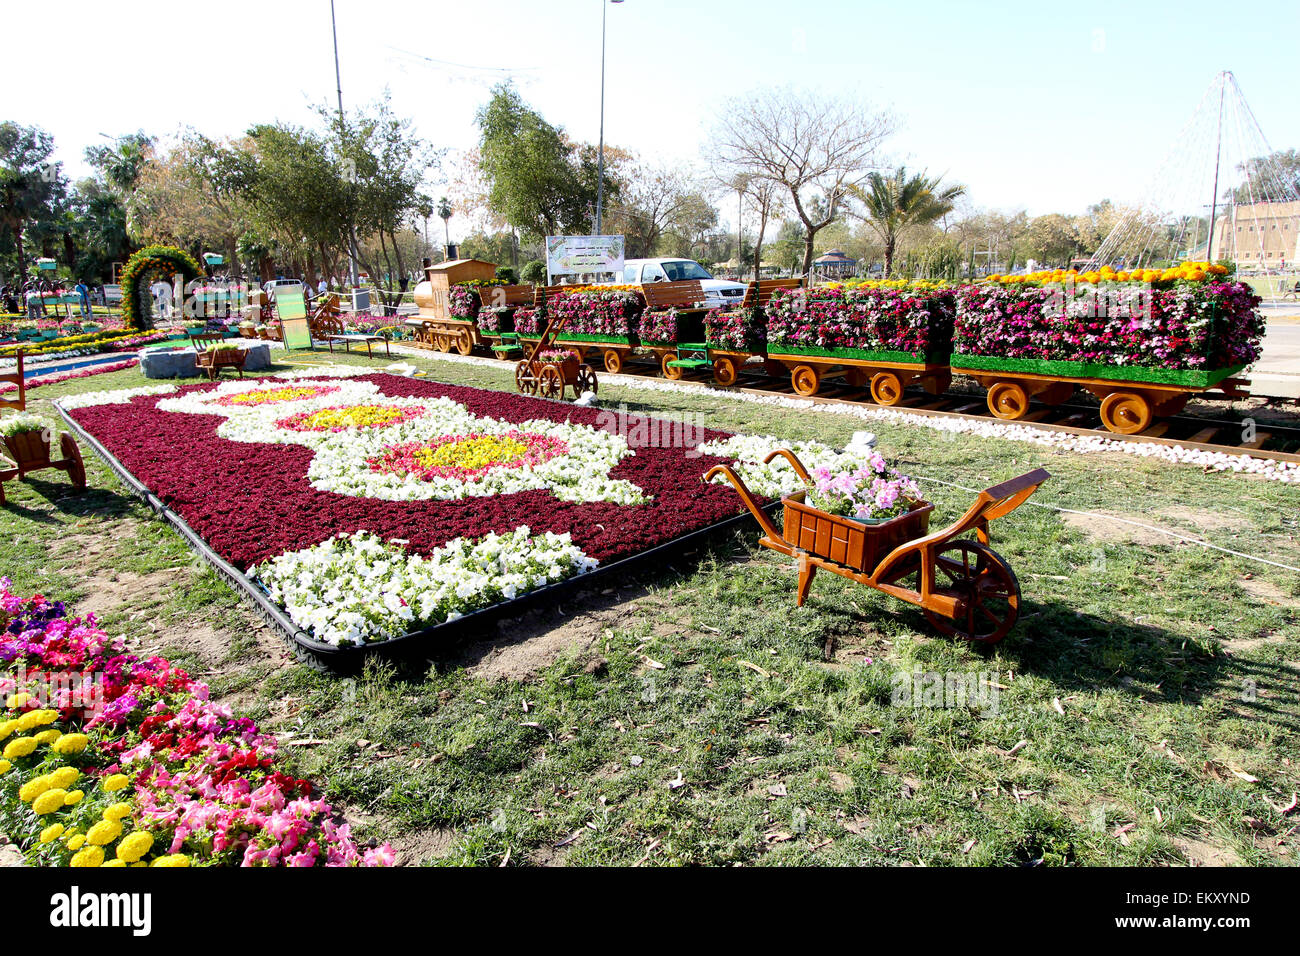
[813,249,858,278]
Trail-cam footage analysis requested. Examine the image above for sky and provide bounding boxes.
[7,0,1298,229]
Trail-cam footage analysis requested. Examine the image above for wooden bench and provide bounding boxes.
[740,277,804,311]
[0,351,26,412]
[640,280,706,311]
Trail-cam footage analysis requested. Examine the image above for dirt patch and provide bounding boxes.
[1173,835,1244,867]
[454,589,654,683]
[75,569,176,617]
[1062,512,1178,547]
[387,827,458,866]
[1155,507,1252,534]
[1238,576,1296,607]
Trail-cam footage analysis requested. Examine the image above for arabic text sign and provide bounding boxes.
[545,235,625,277]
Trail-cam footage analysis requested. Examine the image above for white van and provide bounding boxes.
[617,259,746,309]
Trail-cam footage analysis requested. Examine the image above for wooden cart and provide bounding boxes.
[514,311,598,401]
[707,449,1050,643]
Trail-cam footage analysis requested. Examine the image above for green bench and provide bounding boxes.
[666,342,710,369]
[491,332,524,358]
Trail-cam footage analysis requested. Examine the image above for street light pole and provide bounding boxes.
[331,0,361,290]
[594,0,623,237]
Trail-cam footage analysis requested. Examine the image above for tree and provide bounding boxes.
[604,161,710,258]
[849,168,965,277]
[85,132,154,195]
[709,87,894,274]
[0,123,65,280]
[1021,213,1082,267]
[475,82,607,240]
[1232,148,1300,203]
[437,196,452,246]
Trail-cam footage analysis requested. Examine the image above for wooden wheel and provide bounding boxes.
[1099,391,1152,434]
[515,360,537,395]
[603,349,624,374]
[538,365,563,399]
[1037,381,1074,406]
[713,356,738,386]
[791,364,820,397]
[987,381,1030,420]
[661,352,683,380]
[576,363,598,396]
[923,539,1020,644]
[435,331,451,352]
[869,371,905,406]
[455,329,474,355]
[60,434,86,491]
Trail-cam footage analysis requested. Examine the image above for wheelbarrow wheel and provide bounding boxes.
[576,363,598,396]
[515,360,537,395]
[538,364,563,399]
[923,539,1020,644]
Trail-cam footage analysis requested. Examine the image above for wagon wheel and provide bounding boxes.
[661,352,683,380]
[437,331,452,353]
[538,365,564,399]
[922,539,1020,645]
[60,434,86,491]
[1037,381,1074,406]
[986,381,1030,420]
[576,363,598,396]
[791,364,820,397]
[603,349,624,374]
[713,356,738,386]
[515,360,537,395]
[455,328,475,355]
[1099,391,1152,434]
[869,371,905,406]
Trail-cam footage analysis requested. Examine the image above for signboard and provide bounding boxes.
[545,235,625,282]
[280,317,312,350]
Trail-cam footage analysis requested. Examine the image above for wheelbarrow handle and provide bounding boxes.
[762,448,813,484]
[704,464,790,550]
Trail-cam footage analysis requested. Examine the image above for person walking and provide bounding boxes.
[149,278,173,319]
[74,279,91,318]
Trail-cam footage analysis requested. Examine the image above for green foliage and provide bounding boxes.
[0,122,68,279]
[519,259,546,284]
[851,167,965,277]
[494,265,519,285]
[119,245,203,330]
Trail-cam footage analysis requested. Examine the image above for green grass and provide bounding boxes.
[2,345,1298,866]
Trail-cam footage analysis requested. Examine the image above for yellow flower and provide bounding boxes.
[102,773,129,792]
[18,774,52,802]
[103,801,133,822]
[64,789,84,805]
[50,766,79,789]
[0,758,11,774]
[33,729,61,745]
[40,823,65,844]
[87,819,123,846]
[102,859,127,868]
[116,831,154,863]
[32,788,68,814]
[3,736,38,759]
[52,733,89,754]
[151,854,190,868]
[70,846,105,867]
[66,833,86,851]
[0,718,18,740]
[17,709,57,730]
[5,692,32,708]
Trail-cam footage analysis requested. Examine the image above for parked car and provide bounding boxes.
[617,259,747,309]
[263,278,304,302]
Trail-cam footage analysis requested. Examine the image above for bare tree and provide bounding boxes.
[709,88,894,275]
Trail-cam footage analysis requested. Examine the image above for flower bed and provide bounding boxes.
[766,286,954,362]
[57,372,828,648]
[953,273,1264,372]
[546,289,643,338]
[0,584,394,867]
[0,359,139,395]
[639,309,679,347]
[705,309,765,352]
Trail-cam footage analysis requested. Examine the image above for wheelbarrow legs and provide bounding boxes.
[796,555,817,607]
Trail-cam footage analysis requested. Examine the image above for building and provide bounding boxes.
[1200,200,1300,269]
[812,249,858,278]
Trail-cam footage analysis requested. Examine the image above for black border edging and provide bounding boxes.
[56,402,775,675]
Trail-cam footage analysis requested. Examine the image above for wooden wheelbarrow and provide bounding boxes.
[706,450,1050,643]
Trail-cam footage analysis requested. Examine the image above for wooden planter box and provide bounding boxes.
[3,431,51,472]
[781,495,933,574]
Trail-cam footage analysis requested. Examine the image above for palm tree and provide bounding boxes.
[850,168,965,277]
[437,196,453,248]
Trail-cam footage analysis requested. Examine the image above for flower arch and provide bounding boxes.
[120,245,204,330]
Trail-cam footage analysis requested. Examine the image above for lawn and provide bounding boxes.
[3,345,1298,866]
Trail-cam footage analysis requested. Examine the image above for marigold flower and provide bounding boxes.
[5,692,31,708]
[64,789,85,805]
[0,759,10,774]
[102,859,127,867]
[18,774,52,802]
[33,729,61,745]
[87,819,123,846]
[103,801,133,821]
[102,773,129,792]
[0,719,18,740]
[3,736,38,759]
[50,766,79,789]
[151,854,190,867]
[40,823,65,843]
[116,831,154,863]
[65,833,86,851]
[32,788,68,814]
[70,846,104,867]
[52,733,89,754]
[17,709,57,730]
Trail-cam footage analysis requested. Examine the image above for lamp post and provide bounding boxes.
[594,0,624,237]
[330,0,361,291]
